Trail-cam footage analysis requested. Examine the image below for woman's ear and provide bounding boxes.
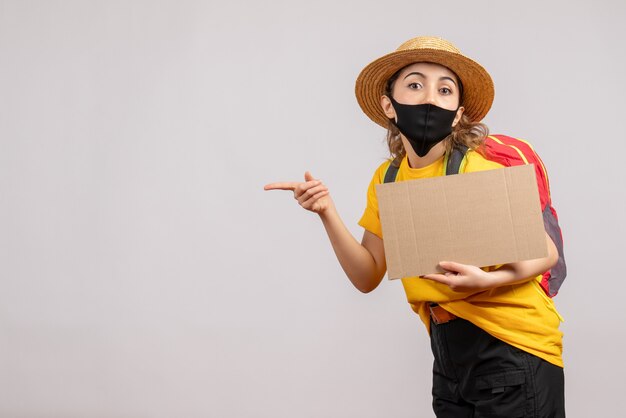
[452,106,465,127]
[380,95,396,120]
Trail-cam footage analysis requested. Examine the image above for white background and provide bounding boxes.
[1,0,625,417]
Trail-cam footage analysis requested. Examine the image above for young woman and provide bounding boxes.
[265,36,565,418]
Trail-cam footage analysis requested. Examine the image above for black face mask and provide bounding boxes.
[389,97,459,157]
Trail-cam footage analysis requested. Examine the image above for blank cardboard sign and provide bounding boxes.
[375,164,547,279]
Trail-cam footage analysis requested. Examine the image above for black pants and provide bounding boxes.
[430,317,565,418]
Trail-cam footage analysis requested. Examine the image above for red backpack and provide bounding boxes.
[383,134,566,297]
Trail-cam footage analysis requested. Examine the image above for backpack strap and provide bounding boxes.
[383,158,401,183]
[445,145,469,175]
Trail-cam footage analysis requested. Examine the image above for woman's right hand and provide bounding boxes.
[264,171,334,214]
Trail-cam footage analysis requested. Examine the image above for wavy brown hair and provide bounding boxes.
[384,64,490,167]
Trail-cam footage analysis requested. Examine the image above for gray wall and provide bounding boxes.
[1,0,624,417]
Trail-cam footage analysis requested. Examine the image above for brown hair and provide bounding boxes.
[384,64,489,166]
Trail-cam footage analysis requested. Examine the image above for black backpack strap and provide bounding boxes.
[445,145,469,175]
[383,158,401,183]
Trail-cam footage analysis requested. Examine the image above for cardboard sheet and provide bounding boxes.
[375,164,547,279]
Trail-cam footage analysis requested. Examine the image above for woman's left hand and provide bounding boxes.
[422,261,496,292]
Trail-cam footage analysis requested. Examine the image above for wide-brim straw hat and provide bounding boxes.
[355,36,494,127]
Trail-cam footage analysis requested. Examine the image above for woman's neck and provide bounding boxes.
[403,139,447,169]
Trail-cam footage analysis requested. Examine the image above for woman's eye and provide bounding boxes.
[408,82,422,89]
[440,87,452,95]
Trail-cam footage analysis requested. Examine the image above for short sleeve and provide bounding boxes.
[357,161,390,239]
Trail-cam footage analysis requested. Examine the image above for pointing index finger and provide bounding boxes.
[264,182,299,191]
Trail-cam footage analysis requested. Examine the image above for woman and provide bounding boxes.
[265,36,565,418]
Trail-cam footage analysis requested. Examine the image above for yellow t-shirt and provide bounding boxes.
[358,150,564,367]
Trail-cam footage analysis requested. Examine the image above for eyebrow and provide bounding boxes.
[403,72,457,86]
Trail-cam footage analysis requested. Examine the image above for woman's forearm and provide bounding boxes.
[488,232,559,287]
[318,206,384,293]
[423,232,559,292]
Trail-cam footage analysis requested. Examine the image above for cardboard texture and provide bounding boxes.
[375,164,548,279]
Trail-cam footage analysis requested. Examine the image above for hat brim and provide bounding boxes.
[355,48,494,127]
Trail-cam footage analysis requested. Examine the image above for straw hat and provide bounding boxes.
[355,36,494,127]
